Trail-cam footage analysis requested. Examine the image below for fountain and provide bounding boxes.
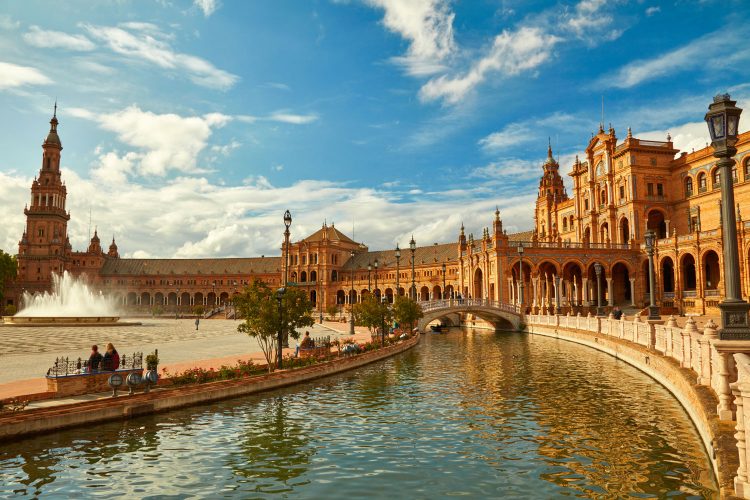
[3,272,138,326]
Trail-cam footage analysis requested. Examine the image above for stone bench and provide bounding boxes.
[299,346,330,359]
[46,369,144,397]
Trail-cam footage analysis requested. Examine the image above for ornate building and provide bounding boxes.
[6,108,750,318]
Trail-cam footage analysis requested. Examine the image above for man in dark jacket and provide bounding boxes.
[87,345,103,372]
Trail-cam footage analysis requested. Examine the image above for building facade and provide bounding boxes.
[5,109,750,318]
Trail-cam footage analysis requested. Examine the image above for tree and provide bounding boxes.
[352,296,392,337]
[0,250,17,308]
[193,305,205,316]
[392,296,423,332]
[236,280,314,371]
[326,303,339,320]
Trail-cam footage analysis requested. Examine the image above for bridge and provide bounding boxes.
[417,299,523,331]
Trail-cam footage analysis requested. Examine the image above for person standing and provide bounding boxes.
[195,318,200,330]
[87,345,103,372]
[102,343,120,371]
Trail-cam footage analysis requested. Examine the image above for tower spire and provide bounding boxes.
[53,99,57,119]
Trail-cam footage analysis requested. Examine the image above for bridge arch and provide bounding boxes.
[417,300,522,332]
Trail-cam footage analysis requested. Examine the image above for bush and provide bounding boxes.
[3,304,16,316]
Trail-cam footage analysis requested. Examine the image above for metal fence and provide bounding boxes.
[46,351,143,377]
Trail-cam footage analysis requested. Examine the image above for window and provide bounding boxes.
[657,183,663,196]
[562,219,568,231]
[745,159,750,180]
[647,183,654,195]
[712,168,721,189]
[584,198,589,210]
[619,185,625,200]
[732,165,738,184]
[698,173,707,192]
[685,177,693,197]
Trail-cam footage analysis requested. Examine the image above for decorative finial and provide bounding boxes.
[667,132,671,142]
[627,126,632,138]
[547,137,552,158]
[53,99,57,119]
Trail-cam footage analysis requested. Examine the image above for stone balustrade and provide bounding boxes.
[526,312,750,498]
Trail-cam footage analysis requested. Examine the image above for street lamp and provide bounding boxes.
[176,288,180,318]
[594,262,604,316]
[374,258,379,300]
[410,235,416,300]
[276,287,285,370]
[395,244,401,297]
[517,243,524,311]
[212,280,216,306]
[705,94,750,339]
[644,229,661,321]
[350,250,355,335]
[442,262,446,300]
[282,210,292,348]
[367,262,372,292]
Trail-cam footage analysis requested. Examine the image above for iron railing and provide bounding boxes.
[418,299,520,315]
[46,351,143,377]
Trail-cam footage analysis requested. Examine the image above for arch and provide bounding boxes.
[619,217,630,245]
[310,290,317,306]
[432,285,442,300]
[586,262,608,307]
[310,270,317,282]
[385,288,394,303]
[646,209,667,239]
[698,172,707,192]
[374,288,382,301]
[194,292,204,306]
[472,268,483,299]
[207,292,217,306]
[167,292,177,306]
[702,250,720,290]
[126,292,137,306]
[219,292,229,304]
[361,289,370,300]
[349,289,357,304]
[300,271,307,283]
[583,226,591,246]
[562,218,568,231]
[685,176,694,197]
[398,287,406,297]
[600,222,609,243]
[291,271,298,282]
[331,270,338,282]
[711,167,721,189]
[141,292,151,306]
[445,284,454,299]
[562,261,584,307]
[420,286,429,301]
[660,257,674,293]
[180,292,191,306]
[611,262,631,305]
[680,253,697,291]
[417,304,521,332]
[336,290,346,304]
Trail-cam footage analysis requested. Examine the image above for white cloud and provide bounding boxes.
[365,0,456,76]
[267,112,318,124]
[0,61,52,90]
[471,158,541,180]
[82,23,238,90]
[194,0,219,17]
[419,27,560,105]
[596,27,750,89]
[23,25,96,51]
[0,14,19,30]
[479,124,533,151]
[645,6,661,16]
[78,105,231,178]
[563,0,620,43]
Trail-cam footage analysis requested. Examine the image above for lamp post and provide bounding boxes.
[212,281,216,306]
[276,287,285,370]
[705,94,750,339]
[282,210,292,347]
[349,250,355,335]
[410,235,416,300]
[395,244,401,297]
[367,262,372,292]
[374,258,379,301]
[381,296,387,347]
[644,229,661,321]
[442,262,447,300]
[318,276,323,324]
[594,262,604,316]
[517,243,524,311]
[176,288,180,318]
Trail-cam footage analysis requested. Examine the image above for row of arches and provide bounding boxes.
[684,159,749,197]
[334,284,457,304]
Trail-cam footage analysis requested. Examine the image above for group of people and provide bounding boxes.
[86,343,120,372]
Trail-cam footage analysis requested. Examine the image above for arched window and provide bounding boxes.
[733,164,738,184]
[685,177,693,197]
[712,168,721,189]
[562,218,568,231]
[744,158,750,180]
[698,172,707,193]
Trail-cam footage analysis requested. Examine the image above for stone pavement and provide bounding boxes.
[0,318,376,400]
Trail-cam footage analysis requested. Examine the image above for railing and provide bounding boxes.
[705,289,720,297]
[418,299,520,315]
[663,292,675,299]
[698,185,707,193]
[46,352,143,377]
[638,140,670,147]
[683,290,698,298]
[646,194,667,201]
[513,240,631,250]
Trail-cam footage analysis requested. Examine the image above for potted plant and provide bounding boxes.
[144,350,159,393]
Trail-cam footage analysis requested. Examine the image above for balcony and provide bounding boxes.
[705,289,720,297]
[646,194,667,202]
[682,290,697,298]
[698,186,707,193]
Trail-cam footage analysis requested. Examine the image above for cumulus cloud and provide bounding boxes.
[562,0,621,43]
[23,25,96,51]
[419,27,560,105]
[595,26,750,89]
[194,0,219,17]
[0,61,52,90]
[645,6,660,16]
[267,112,318,124]
[0,14,20,30]
[365,0,456,76]
[82,23,238,90]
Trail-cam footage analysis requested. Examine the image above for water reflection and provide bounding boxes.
[0,329,717,498]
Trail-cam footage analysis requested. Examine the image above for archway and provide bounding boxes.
[445,285,454,299]
[348,289,357,304]
[433,285,442,300]
[301,271,307,283]
[336,290,346,304]
[385,288,394,303]
[562,261,583,307]
[219,292,229,305]
[181,292,191,306]
[141,292,151,306]
[194,292,204,307]
[611,262,631,305]
[583,226,591,246]
[310,270,317,282]
[647,210,667,239]
[619,217,630,245]
[126,292,137,306]
[703,250,720,291]
[473,268,483,299]
[167,292,177,306]
[310,290,317,306]
[661,257,675,293]
[600,222,609,243]
[680,254,697,291]
[586,263,608,308]
[374,288,382,301]
[207,292,216,306]
[537,261,560,310]
[420,286,429,301]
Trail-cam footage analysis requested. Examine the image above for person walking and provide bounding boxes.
[195,318,200,330]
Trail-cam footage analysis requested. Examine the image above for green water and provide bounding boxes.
[0,330,717,498]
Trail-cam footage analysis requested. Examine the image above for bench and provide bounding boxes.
[46,369,144,397]
[299,346,330,359]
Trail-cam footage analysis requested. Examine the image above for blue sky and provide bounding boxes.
[1,0,749,258]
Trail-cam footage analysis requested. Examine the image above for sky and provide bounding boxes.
[1,0,749,259]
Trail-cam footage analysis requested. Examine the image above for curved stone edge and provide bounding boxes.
[527,324,736,498]
[0,335,420,442]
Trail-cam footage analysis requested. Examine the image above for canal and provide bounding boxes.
[0,329,717,498]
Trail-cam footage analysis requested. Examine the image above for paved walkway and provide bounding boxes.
[0,319,376,400]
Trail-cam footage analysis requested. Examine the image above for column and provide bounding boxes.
[629,278,636,306]
[573,279,578,306]
[532,277,538,308]
[582,278,589,306]
[606,278,613,306]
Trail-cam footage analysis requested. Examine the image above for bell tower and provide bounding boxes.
[535,141,568,241]
[16,106,71,291]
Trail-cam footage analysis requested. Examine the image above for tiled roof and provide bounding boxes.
[343,243,458,270]
[301,224,357,244]
[100,257,281,276]
[507,230,534,242]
